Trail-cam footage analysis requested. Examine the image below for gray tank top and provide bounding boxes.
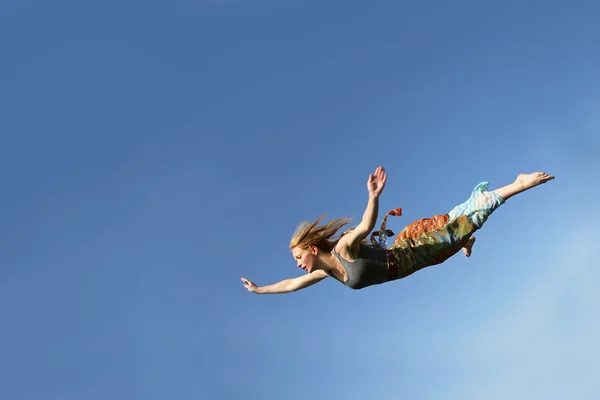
[331,245,389,289]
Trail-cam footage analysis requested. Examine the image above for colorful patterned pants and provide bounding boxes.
[383,182,505,281]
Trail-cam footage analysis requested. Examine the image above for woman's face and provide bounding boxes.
[291,246,319,273]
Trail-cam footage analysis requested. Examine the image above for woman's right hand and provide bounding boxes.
[367,165,387,198]
[241,277,258,293]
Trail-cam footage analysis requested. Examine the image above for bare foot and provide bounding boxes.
[516,172,555,190]
[462,236,476,257]
[494,172,556,200]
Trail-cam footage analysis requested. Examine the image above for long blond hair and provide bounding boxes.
[289,214,353,252]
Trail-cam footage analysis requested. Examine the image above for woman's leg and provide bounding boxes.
[493,172,555,201]
[454,172,554,256]
[387,215,478,281]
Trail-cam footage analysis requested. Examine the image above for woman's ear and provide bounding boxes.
[311,246,319,256]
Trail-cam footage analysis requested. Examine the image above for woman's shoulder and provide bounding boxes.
[312,269,330,278]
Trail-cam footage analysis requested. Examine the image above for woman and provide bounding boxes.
[241,166,554,293]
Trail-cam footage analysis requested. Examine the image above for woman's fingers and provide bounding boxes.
[368,166,386,191]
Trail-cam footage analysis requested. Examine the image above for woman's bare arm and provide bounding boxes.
[241,270,329,294]
[338,166,387,248]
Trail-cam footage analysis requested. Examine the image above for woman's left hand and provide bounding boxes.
[367,166,387,197]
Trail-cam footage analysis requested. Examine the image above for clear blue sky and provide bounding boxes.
[1,1,599,399]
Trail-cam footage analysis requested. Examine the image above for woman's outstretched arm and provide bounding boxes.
[339,166,387,247]
[241,270,329,294]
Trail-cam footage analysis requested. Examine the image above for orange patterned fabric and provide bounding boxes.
[369,208,452,248]
[395,213,450,242]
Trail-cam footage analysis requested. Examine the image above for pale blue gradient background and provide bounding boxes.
[1,1,599,399]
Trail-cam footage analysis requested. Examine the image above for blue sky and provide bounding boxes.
[1,1,599,399]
